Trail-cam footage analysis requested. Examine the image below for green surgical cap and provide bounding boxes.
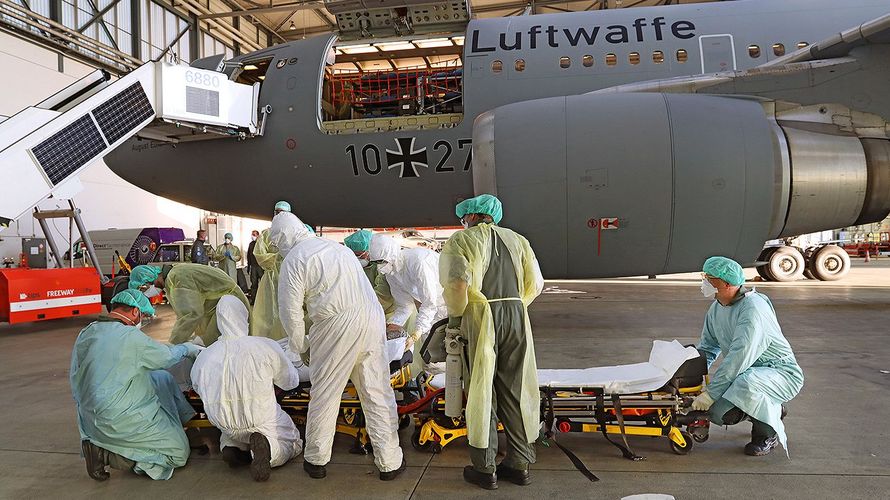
[455,194,503,224]
[128,265,162,290]
[275,201,291,212]
[703,256,745,286]
[111,289,156,315]
[344,230,372,252]
[224,233,233,240]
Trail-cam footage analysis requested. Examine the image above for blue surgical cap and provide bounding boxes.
[128,265,162,290]
[111,289,156,315]
[275,201,291,212]
[344,230,372,252]
[455,194,503,224]
[703,256,745,286]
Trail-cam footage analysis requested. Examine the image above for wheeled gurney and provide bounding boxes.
[184,339,711,460]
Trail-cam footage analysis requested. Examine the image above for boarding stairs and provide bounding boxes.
[0,60,265,230]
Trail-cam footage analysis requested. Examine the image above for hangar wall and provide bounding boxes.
[0,31,201,265]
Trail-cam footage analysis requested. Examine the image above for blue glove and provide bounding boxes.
[224,251,232,258]
[181,342,203,359]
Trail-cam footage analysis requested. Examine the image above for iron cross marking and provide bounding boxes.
[386,137,428,178]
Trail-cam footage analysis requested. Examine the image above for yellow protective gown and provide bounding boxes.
[165,264,250,345]
[250,229,286,340]
[439,223,544,449]
[213,242,242,281]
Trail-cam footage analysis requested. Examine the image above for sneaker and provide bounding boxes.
[379,458,407,481]
[249,433,272,482]
[221,446,252,468]
[496,464,531,486]
[744,435,779,456]
[303,459,327,479]
[463,465,497,490]
[81,441,109,482]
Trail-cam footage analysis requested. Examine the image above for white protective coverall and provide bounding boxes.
[190,295,303,467]
[271,212,403,472]
[369,235,447,348]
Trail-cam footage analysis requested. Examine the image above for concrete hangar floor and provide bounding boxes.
[1,260,888,499]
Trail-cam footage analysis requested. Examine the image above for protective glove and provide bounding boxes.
[182,342,203,359]
[691,391,714,411]
[405,331,421,351]
[445,326,461,337]
[224,251,232,258]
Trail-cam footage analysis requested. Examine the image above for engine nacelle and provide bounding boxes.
[472,93,890,278]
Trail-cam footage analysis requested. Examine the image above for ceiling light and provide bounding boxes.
[374,41,415,51]
[243,64,258,71]
[340,44,378,54]
[289,21,296,30]
[414,38,452,48]
[258,75,265,80]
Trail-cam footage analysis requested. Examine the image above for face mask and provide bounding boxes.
[251,235,257,241]
[700,278,718,298]
[358,258,370,268]
[142,285,160,298]
[225,238,232,244]
[378,262,393,275]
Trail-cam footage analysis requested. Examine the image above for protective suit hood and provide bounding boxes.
[270,212,312,256]
[369,235,402,269]
[217,295,249,340]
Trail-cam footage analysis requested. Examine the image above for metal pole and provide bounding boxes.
[70,200,108,283]
[69,215,74,268]
[35,208,65,268]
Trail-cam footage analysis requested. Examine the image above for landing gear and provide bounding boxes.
[766,247,805,282]
[807,245,850,281]
[757,244,850,282]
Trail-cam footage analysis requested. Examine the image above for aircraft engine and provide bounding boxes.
[472,93,890,278]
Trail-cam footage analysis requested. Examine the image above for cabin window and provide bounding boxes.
[559,56,571,69]
[773,43,785,56]
[582,54,594,67]
[605,53,617,66]
[748,45,760,58]
[628,52,640,65]
[491,60,503,73]
[652,51,664,64]
[676,49,688,63]
[514,59,526,72]
[797,41,809,49]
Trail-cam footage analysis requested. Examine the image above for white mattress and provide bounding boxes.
[429,340,698,395]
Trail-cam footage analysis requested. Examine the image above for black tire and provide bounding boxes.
[767,247,805,282]
[105,277,130,312]
[756,248,779,281]
[411,428,433,452]
[398,415,411,430]
[669,430,694,455]
[809,245,851,281]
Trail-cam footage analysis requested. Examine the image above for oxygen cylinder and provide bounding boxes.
[444,328,463,418]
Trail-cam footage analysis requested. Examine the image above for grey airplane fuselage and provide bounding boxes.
[107,0,890,226]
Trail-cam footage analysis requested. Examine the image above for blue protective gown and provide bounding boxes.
[70,317,196,480]
[698,288,804,453]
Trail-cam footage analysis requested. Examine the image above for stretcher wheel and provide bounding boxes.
[411,429,433,452]
[690,428,709,443]
[399,415,411,430]
[669,431,694,455]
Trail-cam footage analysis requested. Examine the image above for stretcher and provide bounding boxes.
[184,339,711,462]
[412,340,712,460]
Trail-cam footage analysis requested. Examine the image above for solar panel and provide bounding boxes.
[31,115,106,186]
[92,82,154,145]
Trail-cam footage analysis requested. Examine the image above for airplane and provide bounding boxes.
[104,0,890,279]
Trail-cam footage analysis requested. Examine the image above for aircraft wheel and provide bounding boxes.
[767,247,805,282]
[755,248,778,281]
[809,245,850,281]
